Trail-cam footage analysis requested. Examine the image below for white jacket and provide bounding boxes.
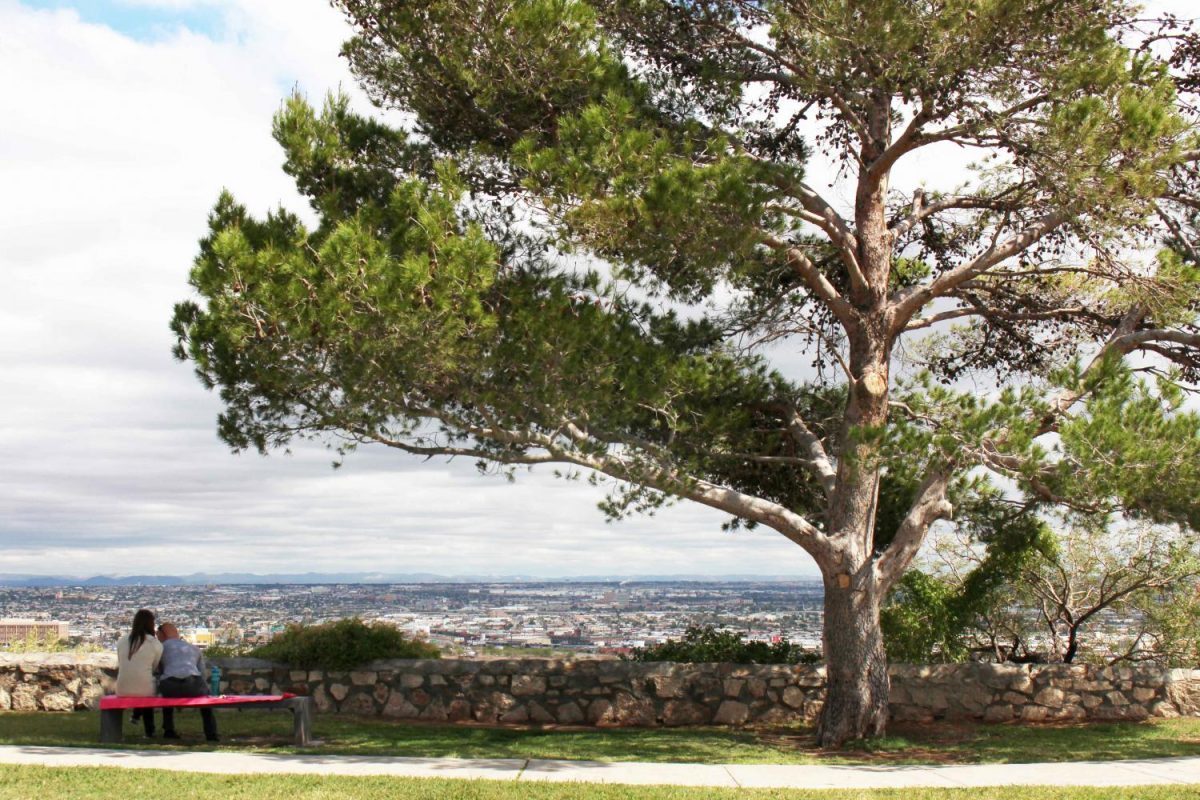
[115,633,162,696]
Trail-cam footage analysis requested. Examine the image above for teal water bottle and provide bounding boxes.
[210,666,221,696]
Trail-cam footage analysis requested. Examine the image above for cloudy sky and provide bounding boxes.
[2,1,1192,580]
[0,0,834,579]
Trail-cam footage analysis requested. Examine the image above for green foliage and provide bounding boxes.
[886,518,1200,666]
[1126,249,1200,328]
[341,0,630,153]
[1039,46,1183,218]
[172,148,501,455]
[628,625,819,665]
[1053,365,1200,530]
[515,91,787,301]
[882,502,1053,663]
[173,92,832,522]
[1137,580,1200,668]
[883,571,969,663]
[202,644,251,659]
[248,619,439,670]
[273,92,429,225]
[0,631,100,655]
[173,1,1200,532]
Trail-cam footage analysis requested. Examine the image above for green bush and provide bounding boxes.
[628,625,820,665]
[248,618,439,669]
[1,632,103,655]
[202,643,250,659]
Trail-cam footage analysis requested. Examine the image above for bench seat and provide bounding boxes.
[99,693,313,745]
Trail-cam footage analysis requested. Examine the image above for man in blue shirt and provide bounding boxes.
[156,623,219,742]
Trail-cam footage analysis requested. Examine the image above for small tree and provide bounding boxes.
[174,1,1200,743]
[882,500,1054,663]
[888,520,1200,665]
[1008,522,1199,664]
[1135,577,1200,668]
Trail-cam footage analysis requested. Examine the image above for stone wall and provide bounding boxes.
[0,654,114,712]
[889,663,1196,723]
[3,653,1199,726]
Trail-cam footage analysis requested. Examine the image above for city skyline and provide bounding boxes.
[0,580,830,654]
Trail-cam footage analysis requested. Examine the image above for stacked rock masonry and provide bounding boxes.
[3,654,1199,726]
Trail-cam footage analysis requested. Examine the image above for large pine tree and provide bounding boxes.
[174,0,1200,744]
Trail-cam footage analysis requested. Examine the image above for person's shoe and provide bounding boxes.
[205,736,220,744]
[162,731,182,740]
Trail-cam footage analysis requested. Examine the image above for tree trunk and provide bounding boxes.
[813,324,892,746]
[815,572,889,747]
[1064,624,1079,664]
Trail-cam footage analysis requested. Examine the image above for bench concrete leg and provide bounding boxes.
[100,709,124,743]
[290,697,313,745]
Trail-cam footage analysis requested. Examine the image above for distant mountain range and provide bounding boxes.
[0,572,816,587]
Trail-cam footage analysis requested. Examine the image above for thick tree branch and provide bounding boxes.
[890,185,1031,240]
[864,105,933,191]
[784,410,838,498]
[874,470,953,591]
[897,94,1052,152]
[903,303,1088,332]
[365,410,834,559]
[1043,305,1148,422]
[760,233,856,330]
[890,210,1069,332]
[1112,327,1200,352]
[792,182,867,291]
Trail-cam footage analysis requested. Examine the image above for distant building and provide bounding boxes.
[0,619,69,647]
[180,627,214,647]
[215,623,243,644]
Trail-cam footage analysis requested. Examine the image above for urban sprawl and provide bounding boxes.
[0,582,826,655]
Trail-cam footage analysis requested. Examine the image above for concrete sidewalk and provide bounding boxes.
[1,745,1198,789]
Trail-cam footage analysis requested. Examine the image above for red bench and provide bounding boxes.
[99,693,313,745]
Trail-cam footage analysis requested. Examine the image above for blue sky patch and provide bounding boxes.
[21,1,225,41]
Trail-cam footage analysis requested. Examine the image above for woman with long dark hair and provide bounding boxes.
[116,609,163,737]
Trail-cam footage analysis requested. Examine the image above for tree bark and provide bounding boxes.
[814,90,899,748]
[816,571,889,747]
[813,323,892,746]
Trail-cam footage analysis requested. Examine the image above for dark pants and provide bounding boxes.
[160,675,219,741]
[131,708,155,736]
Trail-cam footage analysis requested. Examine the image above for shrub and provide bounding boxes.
[627,625,820,664]
[248,618,439,669]
[202,643,250,658]
[1,632,103,654]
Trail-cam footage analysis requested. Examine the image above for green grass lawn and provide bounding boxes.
[1,711,1199,765]
[0,765,1195,800]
